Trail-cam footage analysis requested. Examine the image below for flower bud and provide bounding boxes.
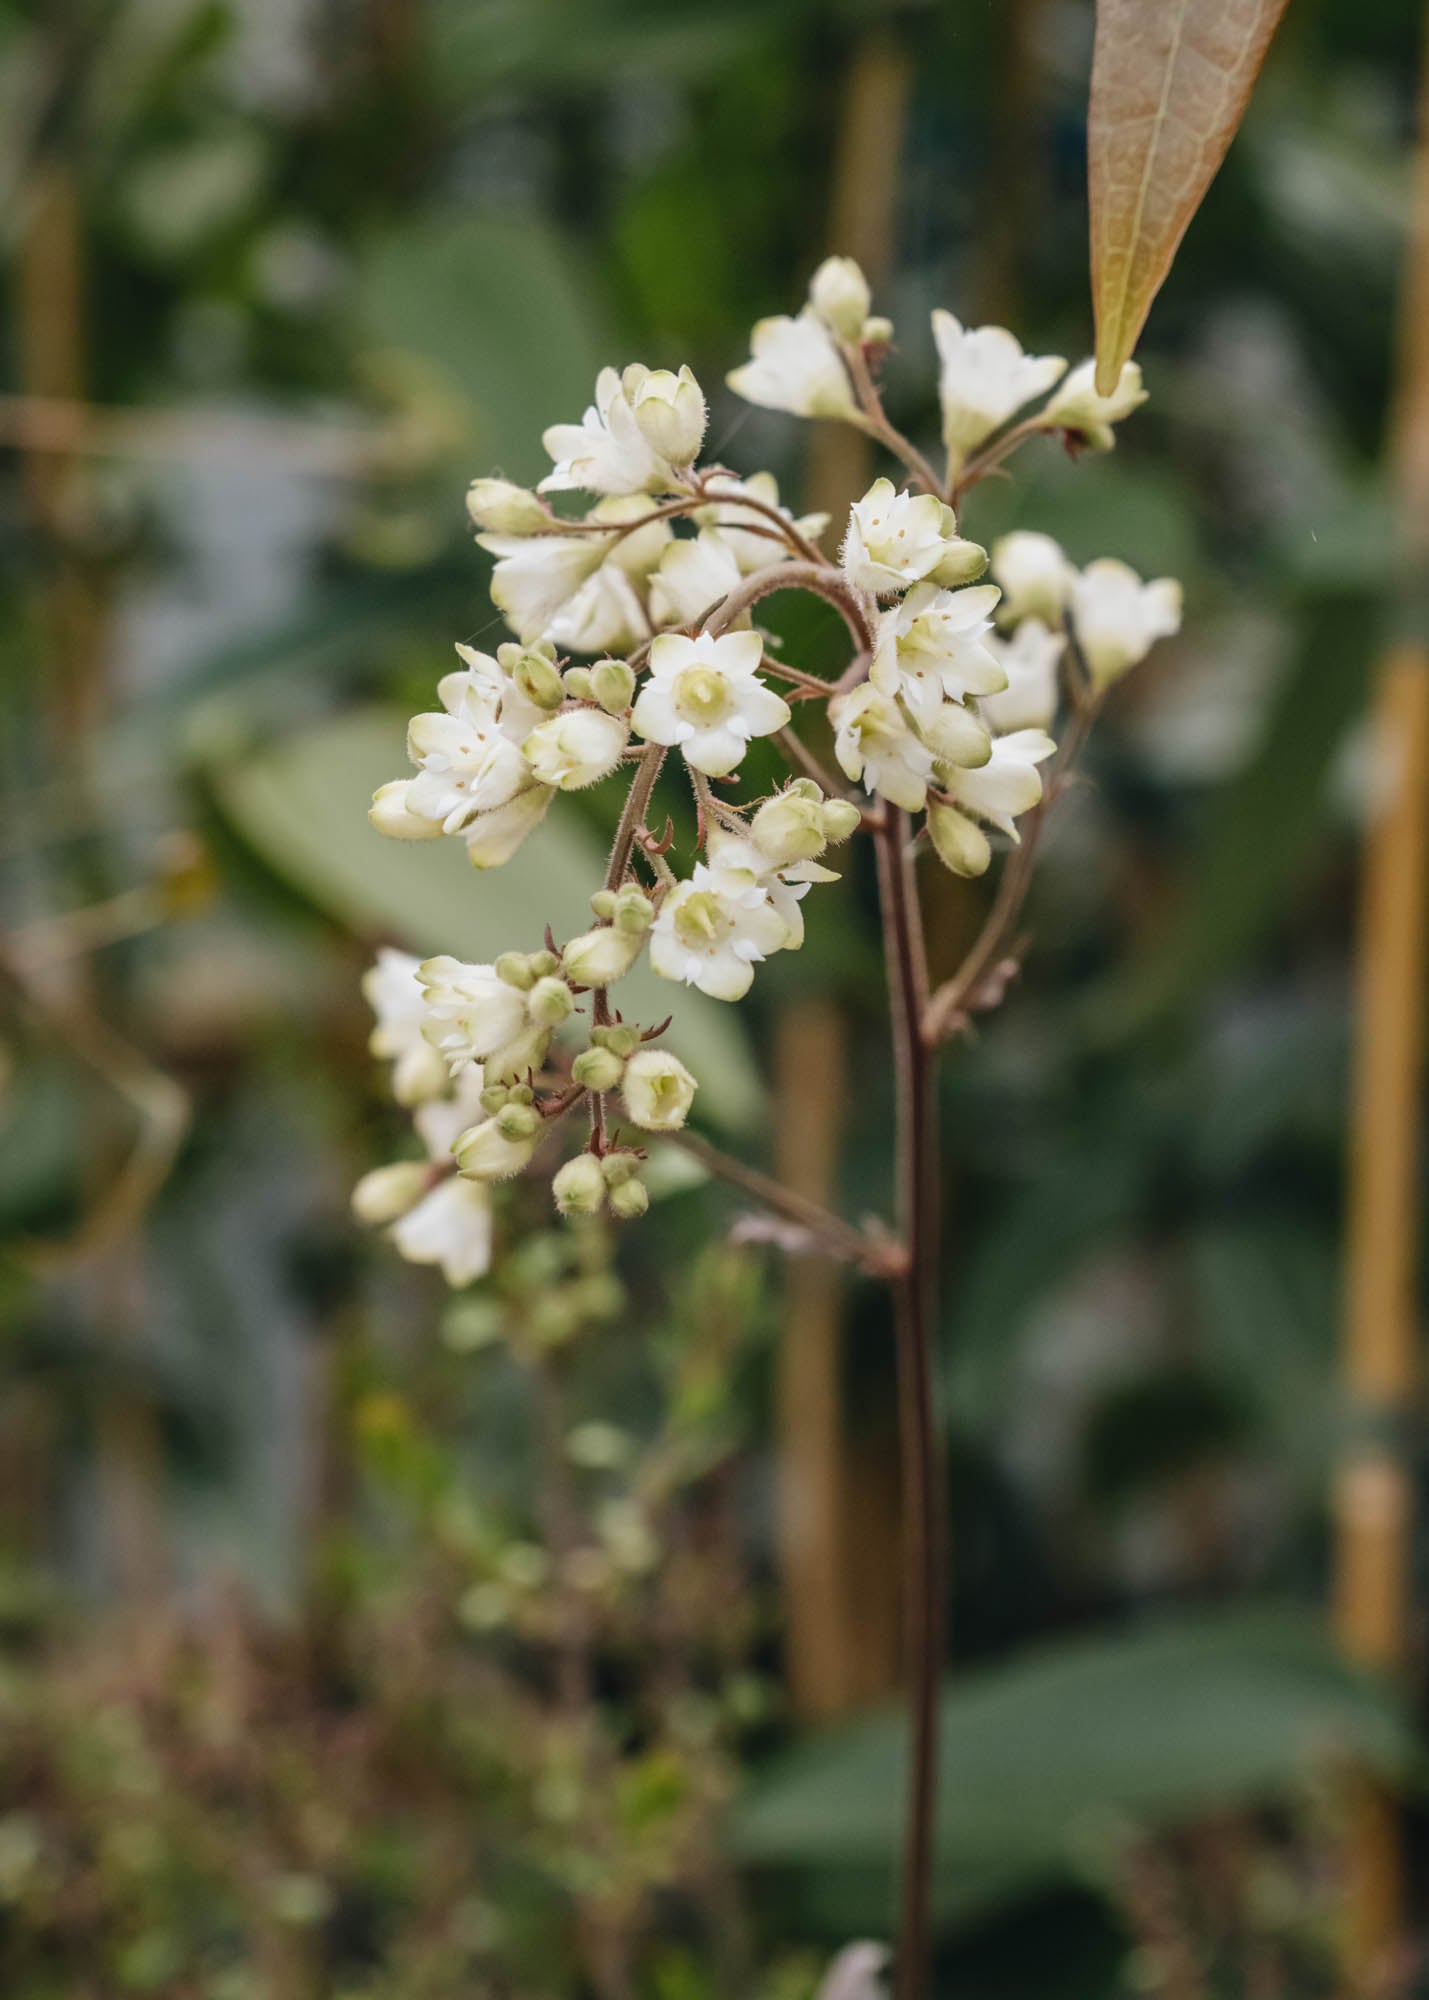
[819,798,862,843]
[928,538,989,587]
[612,887,655,935]
[607,1175,649,1220]
[528,950,559,979]
[495,951,536,990]
[351,1161,429,1224]
[483,1025,552,1085]
[572,1045,625,1093]
[523,710,629,791]
[369,779,441,841]
[466,478,548,534]
[511,650,565,711]
[561,926,644,987]
[527,975,574,1027]
[590,658,636,715]
[563,667,594,701]
[496,1101,540,1142]
[921,703,992,770]
[628,364,707,465]
[601,1151,641,1187]
[455,1117,537,1181]
[589,889,617,920]
[591,1023,640,1059]
[862,315,894,346]
[751,788,829,866]
[809,255,871,341]
[927,801,992,879]
[553,1153,607,1216]
[622,1048,697,1132]
[480,1083,512,1113]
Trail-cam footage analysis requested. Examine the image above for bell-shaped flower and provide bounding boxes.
[363,946,449,1105]
[990,530,1072,627]
[727,309,857,420]
[694,471,828,572]
[979,619,1064,734]
[622,1048,698,1132]
[631,630,790,777]
[478,529,610,645]
[649,860,789,1001]
[939,728,1055,838]
[626,363,707,467]
[522,708,629,790]
[931,311,1066,466]
[648,528,743,629]
[540,365,685,496]
[417,956,530,1071]
[869,582,1006,727]
[841,479,967,597]
[830,683,935,812]
[1069,559,1181,688]
[1040,359,1146,451]
[403,675,531,834]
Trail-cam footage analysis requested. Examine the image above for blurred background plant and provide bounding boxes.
[1,0,1427,1994]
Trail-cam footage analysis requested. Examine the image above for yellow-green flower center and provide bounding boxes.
[673,666,731,726]
[673,890,727,949]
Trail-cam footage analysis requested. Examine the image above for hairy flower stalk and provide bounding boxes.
[353,255,1182,1998]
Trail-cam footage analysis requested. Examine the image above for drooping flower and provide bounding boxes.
[622,1048,698,1132]
[990,529,1072,627]
[648,860,789,1000]
[631,630,790,777]
[979,619,1064,734]
[938,728,1056,837]
[403,675,531,833]
[840,479,981,597]
[522,708,629,790]
[462,781,553,868]
[362,946,449,1105]
[1069,559,1182,688]
[727,309,857,420]
[830,683,936,812]
[1040,359,1147,451]
[369,779,443,842]
[931,311,1066,466]
[540,364,696,496]
[478,529,610,645]
[869,582,1006,727]
[389,1174,493,1284]
[417,956,531,1071]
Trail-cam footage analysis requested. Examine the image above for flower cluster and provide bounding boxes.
[354,257,1182,1277]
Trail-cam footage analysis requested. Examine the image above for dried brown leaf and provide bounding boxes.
[1090,0,1291,392]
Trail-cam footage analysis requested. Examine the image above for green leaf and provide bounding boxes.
[729,1605,1417,1927]
[207,706,761,1132]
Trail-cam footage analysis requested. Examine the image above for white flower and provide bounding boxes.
[522,708,629,790]
[694,471,828,572]
[808,255,872,340]
[926,800,992,879]
[466,478,548,534]
[390,1175,493,1285]
[369,779,442,841]
[931,310,1066,464]
[622,1048,698,1131]
[447,643,547,741]
[939,728,1055,837]
[727,309,856,419]
[626,363,707,466]
[648,529,743,629]
[649,861,789,1001]
[831,683,935,812]
[589,492,674,579]
[417,956,530,1070]
[462,781,552,868]
[403,675,531,833]
[455,1109,539,1182]
[540,365,684,496]
[990,530,1072,626]
[705,826,835,952]
[631,630,790,777]
[1069,559,1182,688]
[549,563,650,655]
[979,620,1064,734]
[840,479,966,596]
[478,529,609,645]
[1040,359,1147,450]
[869,582,1006,727]
[363,946,449,1104]
[353,1067,494,1287]
[561,925,645,987]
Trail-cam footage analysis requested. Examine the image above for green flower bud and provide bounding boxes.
[820,798,863,842]
[612,887,655,935]
[561,926,644,987]
[456,1118,537,1181]
[466,478,548,534]
[600,1150,641,1187]
[572,1045,625,1093]
[921,702,992,770]
[479,1083,512,1114]
[512,651,565,711]
[495,952,536,990]
[563,666,594,701]
[527,975,574,1027]
[608,1175,650,1220]
[553,1153,607,1216]
[528,950,560,979]
[589,889,618,920]
[751,788,828,866]
[808,256,871,341]
[928,538,989,588]
[927,801,992,879]
[590,658,636,715]
[495,1101,540,1142]
[591,1023,641,1059]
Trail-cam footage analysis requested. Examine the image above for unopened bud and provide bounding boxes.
[612,887,654,935]
[528,950,559,979]
[512,651,565,711]
[608,1175,649,1220]
[351,1162,428,1225]
[466,478,548,534]
[479,1083,511,1113]
[527,975,574,1027]
[927,801,992,879]
[589,889,617,920]
[495,1101,540,1142]
[591,1022,640,1059]
[601,1151,641,1187]
[628,364,707,465]
[751,789,828,866]
[455,1118,537,1181]
[862,315,894,346]
[572,1045,625,1093]
[921,703,992,770]
[495,952,536,990]
[929,538,989,588]
[820,798,862,842]
[561,926,644,987]
[369,779,442,842]
[808,256,871,341]
[553,1153,607,1216]
[590,659,636,715]
[484,1025,552,1086]
[563,667,594,701]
